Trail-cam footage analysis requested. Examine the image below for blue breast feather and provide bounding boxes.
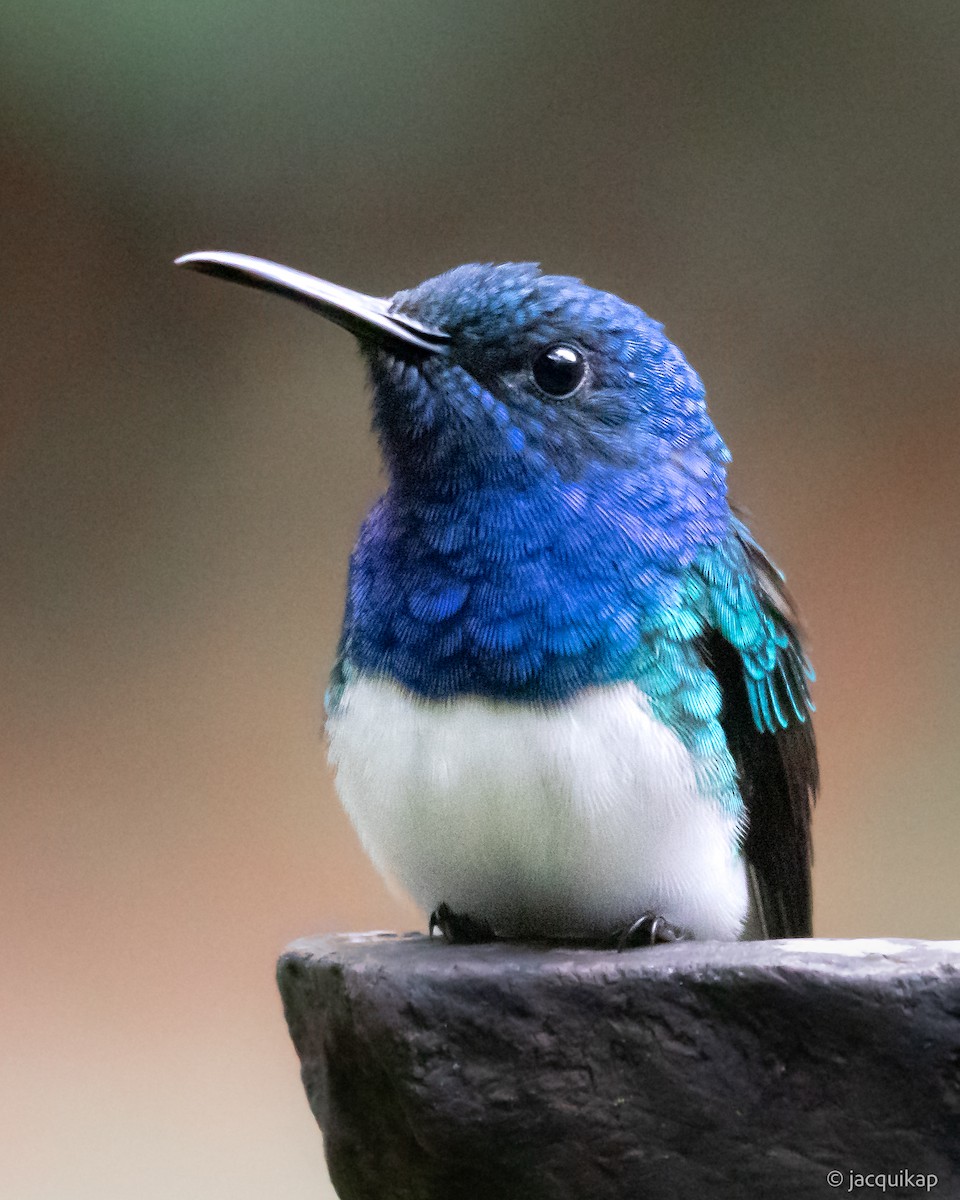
[327,471,807,817]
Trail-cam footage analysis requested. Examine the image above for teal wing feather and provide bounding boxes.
[697,518,818,938]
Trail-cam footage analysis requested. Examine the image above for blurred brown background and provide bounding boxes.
[2,3,959,1197]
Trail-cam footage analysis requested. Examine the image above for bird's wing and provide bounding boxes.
[696,518,818,938]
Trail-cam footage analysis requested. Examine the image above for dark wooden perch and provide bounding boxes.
[277,933,960,1199]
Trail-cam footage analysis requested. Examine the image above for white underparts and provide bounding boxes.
[327,676,749,940]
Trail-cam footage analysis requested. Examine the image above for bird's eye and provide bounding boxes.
[531,343,586,399]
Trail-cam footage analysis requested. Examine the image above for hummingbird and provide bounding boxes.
[176,250,817,946]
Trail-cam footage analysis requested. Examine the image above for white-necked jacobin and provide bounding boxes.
[177,251,817,945]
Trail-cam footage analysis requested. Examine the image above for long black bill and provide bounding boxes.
[174,250,449,355]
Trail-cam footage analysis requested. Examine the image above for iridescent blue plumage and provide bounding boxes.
[178,251,818,941]
[341,266,726,697]
[338,262,815,934]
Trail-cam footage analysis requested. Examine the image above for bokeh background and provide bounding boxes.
[3,3,959,1197]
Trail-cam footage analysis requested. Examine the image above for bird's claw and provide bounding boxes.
[612,912,689,951]
[429,902,495,944]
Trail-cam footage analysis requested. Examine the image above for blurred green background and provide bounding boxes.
[3,3,959,1197]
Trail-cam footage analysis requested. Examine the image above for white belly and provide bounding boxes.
[326,676,748,941]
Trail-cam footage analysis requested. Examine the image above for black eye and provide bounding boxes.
[531,343,586,398]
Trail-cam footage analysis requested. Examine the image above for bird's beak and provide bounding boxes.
[174,250,449,356]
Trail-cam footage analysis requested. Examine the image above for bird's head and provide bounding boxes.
[176,253,729,501]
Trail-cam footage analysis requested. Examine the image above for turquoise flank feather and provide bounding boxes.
[632,518,814,823]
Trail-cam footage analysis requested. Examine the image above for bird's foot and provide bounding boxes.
[428,902,496,944]
[610,912,690,951]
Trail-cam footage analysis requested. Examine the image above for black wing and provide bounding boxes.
[699,525,818,938]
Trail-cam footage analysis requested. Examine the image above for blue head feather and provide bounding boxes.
[337,262,734,704]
